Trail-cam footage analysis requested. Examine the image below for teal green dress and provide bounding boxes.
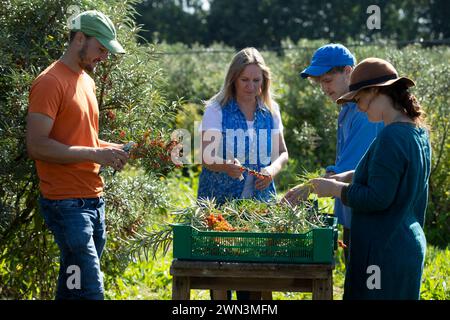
[341,122,431,300]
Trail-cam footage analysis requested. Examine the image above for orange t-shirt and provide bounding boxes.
[28,61,103,199]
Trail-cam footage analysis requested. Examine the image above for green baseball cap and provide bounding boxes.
[70,10,125,54]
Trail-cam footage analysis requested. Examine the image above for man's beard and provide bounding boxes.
[78,43,96,72]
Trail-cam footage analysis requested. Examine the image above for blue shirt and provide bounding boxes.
[326,102,384,228]
[197,98,276,205]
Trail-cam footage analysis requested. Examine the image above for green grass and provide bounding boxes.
[105,242,448,300]
[420,245,450,300]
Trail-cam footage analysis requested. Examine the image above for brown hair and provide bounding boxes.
[327,66,347,74]
[309,66,349,83]
[69,31,92,43]
[377,82,428,127]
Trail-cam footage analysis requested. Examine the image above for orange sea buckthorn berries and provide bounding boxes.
[107,110,116,120]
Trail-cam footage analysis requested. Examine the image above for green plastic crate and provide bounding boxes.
[172,216,338,264]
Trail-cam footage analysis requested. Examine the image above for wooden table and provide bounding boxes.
[170,259,334,300]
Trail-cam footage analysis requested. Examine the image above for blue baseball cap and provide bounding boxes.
[300,44,356,79]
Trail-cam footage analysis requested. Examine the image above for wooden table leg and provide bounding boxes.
[261,291,273,300]
[172,276,190,300]
[171,260,335,300]
[211,290,228,300]
[312,272,333,300]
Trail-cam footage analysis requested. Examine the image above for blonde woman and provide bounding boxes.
[198,47,289,299]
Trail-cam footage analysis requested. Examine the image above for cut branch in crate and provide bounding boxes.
[123,194,334,261]
[124,226,173,261]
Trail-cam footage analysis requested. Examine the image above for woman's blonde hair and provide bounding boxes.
[208,47,273,110]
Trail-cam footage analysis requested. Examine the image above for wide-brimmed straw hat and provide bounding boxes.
[336,57,415,104]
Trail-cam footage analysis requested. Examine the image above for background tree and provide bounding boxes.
[135,0,450,48]
[428,0,450,40]
[135,0,208,44]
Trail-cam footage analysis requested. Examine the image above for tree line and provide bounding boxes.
[135,0,450,49]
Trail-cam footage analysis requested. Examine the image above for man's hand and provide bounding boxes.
[324,171,335,178]
[98,139,125,150]
[93,147,129,172]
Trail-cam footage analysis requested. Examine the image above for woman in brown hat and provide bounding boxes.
[310,58,431,299]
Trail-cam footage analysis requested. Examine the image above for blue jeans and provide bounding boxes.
[39,196,106,300]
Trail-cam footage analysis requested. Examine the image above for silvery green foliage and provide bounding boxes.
[0,0,176,299]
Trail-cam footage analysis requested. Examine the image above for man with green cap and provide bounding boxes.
[26,10,127,299]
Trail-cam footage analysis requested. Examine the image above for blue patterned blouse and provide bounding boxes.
[198,98,277,205]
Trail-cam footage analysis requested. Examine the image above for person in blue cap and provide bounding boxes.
[283,44,384,262]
